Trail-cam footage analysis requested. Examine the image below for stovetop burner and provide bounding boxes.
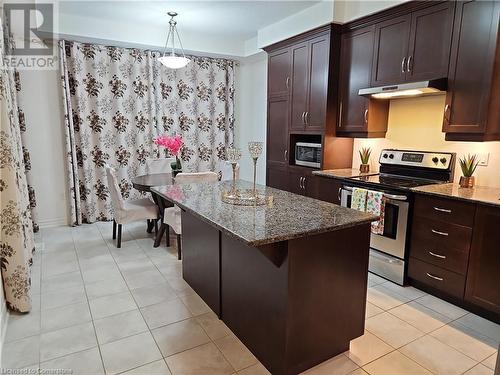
[351,173,445,190]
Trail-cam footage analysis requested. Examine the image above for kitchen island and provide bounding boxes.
[152,180,377,375]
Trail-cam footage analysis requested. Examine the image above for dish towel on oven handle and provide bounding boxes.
[351,187,368,212]
[366,190,385,234]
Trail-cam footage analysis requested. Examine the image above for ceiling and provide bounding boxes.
[58,1,322,40]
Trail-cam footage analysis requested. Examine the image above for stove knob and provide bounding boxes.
[383,153,388,159]
[440,157,447,164]
[389,154,394,159]
[432,157,439,163]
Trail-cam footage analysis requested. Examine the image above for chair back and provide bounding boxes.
[175,171,219,184]
[146,158,175,174]
[219,161,239,181]
[105,165,125,212]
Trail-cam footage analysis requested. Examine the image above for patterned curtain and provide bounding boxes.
[60,40,235,225]
[0,17,34,313]
[15,71,39,232]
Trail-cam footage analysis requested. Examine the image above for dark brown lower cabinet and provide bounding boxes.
[314,176,342,204]
[465,205,500,315]
[267,164,290,192]
[409,194,500,323]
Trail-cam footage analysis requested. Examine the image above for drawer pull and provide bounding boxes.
[428,251,446,259]
[431,229,449,236]
[426,272,444,281]
[433,207,452,213]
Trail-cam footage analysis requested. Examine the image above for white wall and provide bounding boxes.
[19,45,69,227]
[333,0,410,23]
[353,96,500,187]
[234,53,268,184]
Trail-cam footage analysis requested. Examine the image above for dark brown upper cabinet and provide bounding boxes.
[371,2,455,87]
[337,26,389,138]
[443,0,500,142]
[371,15,411,86]
[267,95,289,167]
[407,2,455,82]
[290,33,331,132]
[268,48,291,98]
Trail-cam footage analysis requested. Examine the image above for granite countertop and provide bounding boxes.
[312,168,378,180]
[412,183,500,208]
[152,180,377,246]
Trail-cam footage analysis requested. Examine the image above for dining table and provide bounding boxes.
[132,172,173,247]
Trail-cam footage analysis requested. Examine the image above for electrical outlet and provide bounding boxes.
[477,152,489,167]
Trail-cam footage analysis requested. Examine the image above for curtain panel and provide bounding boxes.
[0,17,34,313]
[60,40,235,225]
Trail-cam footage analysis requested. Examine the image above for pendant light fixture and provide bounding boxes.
[158,11,190,69]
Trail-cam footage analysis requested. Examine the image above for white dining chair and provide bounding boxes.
[105,165,159,248]
[219,161,240,181]
[164,171,219,259]
[146,157,175,174]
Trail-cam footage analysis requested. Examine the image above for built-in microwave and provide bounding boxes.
[295,142,321,168]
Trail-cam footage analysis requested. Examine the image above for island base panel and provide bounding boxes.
[181,211,221,316]
[221,224,371,375]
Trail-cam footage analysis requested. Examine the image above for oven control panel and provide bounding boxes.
[379,149,454,170]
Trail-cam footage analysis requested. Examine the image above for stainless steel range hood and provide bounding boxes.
[358,78,447,99]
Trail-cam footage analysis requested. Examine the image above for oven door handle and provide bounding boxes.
[341,186,407,201]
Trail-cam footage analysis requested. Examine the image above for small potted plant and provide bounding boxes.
[153,134,184,177]
[359,147,371,173]
[459,153,479,188]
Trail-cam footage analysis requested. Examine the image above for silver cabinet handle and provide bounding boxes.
[431,229,449,236]
[301,112,306,125]
[444,104,451,122]
[434,207,452,213]
[337,187,342,202]
[407,55,413,73]
[429,251,446,259]
[286,76,290,89]
[299,177,303,189]
[401,56,407,73]
[426,272,444,281]
[364,109,368,124]
[284,149,288,161]
[303,177,306,190]
[338,101,343,128]
[305,112,309,126]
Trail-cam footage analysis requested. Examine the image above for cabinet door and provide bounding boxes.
[306,34,330,131]
[288,169,305,195]
[338,27,373,134]
[314,177,342,204]
[407,2,454,82]
[443,0,499,135]
[268,48,291,97]
[371,14,411,86]
[465,205,500,315]
[267,96,289,166]
[290,42,309,130]
[267,164,289,191]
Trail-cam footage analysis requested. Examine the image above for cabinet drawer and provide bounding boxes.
[408,257,466,299]
[411,216,472,253]
[410,235,470,275]
[414,195,476,227]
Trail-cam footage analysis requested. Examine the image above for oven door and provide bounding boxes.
[340,186,409,259]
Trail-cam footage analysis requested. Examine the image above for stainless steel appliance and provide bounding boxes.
[295,142,321,168]
[340,149,455,285]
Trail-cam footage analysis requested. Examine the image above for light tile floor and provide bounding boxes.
[2,222,499,375]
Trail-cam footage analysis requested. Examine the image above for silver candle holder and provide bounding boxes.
[221,142,272,206]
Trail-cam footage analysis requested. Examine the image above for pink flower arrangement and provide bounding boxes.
[153,134,183,157]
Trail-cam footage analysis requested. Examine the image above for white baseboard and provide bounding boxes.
[38,217,69,228]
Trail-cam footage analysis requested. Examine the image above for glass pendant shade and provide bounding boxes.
[159,12,190,69]
[158,55,190,69]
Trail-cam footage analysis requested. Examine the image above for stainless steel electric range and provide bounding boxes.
[340,149,456,285]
